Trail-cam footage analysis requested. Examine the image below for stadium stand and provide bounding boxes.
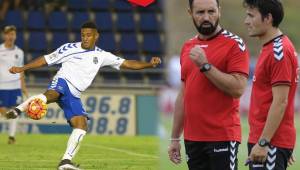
[3,0,165,87]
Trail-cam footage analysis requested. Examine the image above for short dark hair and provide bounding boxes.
[3,25,16,33]
[189,0,220,9]
[243,0,284,27]
[81,21,98,30]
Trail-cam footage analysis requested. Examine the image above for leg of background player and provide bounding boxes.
[58,116,87,170]
[8,118,18,144]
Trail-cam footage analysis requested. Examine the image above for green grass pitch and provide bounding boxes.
[160,114,300,170]
[0,134,159,170]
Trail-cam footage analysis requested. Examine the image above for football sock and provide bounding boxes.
[9,118,18,137]
[16,94,47,112]
[62,128,86,160]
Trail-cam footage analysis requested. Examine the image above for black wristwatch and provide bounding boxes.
[200,63,212,72]
[258,138,270,147]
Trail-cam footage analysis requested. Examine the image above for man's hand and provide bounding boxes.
[189,45,208,67]
[9,66,25,74]
[168,141,182,164]
[150,57,161,67]
[288,154,296,166]
[249,143,269,163]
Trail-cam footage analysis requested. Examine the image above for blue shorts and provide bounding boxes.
[47,78,87,121]
[0,89,22,107]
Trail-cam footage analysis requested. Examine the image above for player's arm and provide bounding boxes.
[168,82,185,164]
[120,57,161,70]
[20,72,28,98]
[204,68,247,98]
[190,45,247,98]
[259,85,289,141]
[9,56,47,74]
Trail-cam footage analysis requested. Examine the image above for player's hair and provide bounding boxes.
[81,21,98,30]
[3,25,16,33]
[243,0,284,27]
[188,0,220,9]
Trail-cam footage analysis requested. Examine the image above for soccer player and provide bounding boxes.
[168,0,249,169]
[244,0,298,169]
[4,21,161,170]
[0,25,28,144]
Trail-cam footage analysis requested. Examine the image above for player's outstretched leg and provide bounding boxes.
[4,90,59,119]
[58,116,87,170]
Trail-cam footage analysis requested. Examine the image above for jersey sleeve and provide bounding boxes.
[180,44,188,82]
[226,42,250,77]
[270,50,292,86]
[101,52,125,70]
[44,43,70,66]
[18,49,24,66]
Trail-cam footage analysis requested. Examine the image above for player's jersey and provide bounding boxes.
[44,42,125,97]
[180,29,249,142]
[248,35,298,149]
[0,43,24,89]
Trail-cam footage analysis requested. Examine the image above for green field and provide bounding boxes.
[0,134,159,170]
[160,114,300,170]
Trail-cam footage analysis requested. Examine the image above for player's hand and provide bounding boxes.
[9,66,24,74]
[189,45,208,67]
[249,143,268,163]
[150,57,161,67]
[168,141,182,164]
[288,154,296,166]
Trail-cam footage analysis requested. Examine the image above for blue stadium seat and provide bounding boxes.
[27,11,46,30]
[146,72,164,84]
[67,0,88,11]
[95,12,113,31]
[101,71,121,83]
[123,54,140,60]
[98,32,116,52]
[48,11,68,30]
[90,0,111,11]
[28,31,47,52]
[71,12,89,31]
[136,0,163,12]
[119,33,138,53]
[51,32,69,50]
[15,32,24,49]
[123,72,144,84]
[114,0,134,11]
[142,33,162,54]
[139,12,159,32]
[116,12,135,32]
[3,10,23,29]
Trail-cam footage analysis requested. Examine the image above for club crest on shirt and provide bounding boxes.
[15,54,18,59]
[93,57,98,64]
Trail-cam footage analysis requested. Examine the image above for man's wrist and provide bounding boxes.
[258,138,270,147]
[200,63,212,72]
[169,138,181,142]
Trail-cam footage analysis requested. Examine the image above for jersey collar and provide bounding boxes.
[263,34,284,47]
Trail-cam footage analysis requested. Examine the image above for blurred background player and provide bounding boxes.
[0,25,28,144]
[244,0,299,169]
[4,21,161,170]
[168,0,249,169]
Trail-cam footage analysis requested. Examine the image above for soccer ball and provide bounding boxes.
[26,98,47,120]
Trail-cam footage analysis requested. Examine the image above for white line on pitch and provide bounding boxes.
[84,144,159,159]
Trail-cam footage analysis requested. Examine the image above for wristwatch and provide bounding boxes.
[200,63,212,72]
[258,138,270,147]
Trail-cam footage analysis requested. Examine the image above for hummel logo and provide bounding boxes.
[199,45,208,48]
[214,147,228,152]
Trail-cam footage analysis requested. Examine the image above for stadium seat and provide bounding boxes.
[98,32,117,52]
[15,31,24,49]
[122,54,140,60]
[146,72,164,84]
[48,11,68,30]
[139,12,159,32]
[71,12,90,31]
[114,0,134,11]
[142,33,162,54]
[51,32,69,50]
[101,71,121,83]
[94,12,113,31]
[119,33,138,53]
[136,0,163,12]
[3,10,23,29]
[116,12,136,32]
[90,0,111,11]
[67,0,88,11]
[123,72,144,84]
[28,31,47,52]
[27,11,46,30]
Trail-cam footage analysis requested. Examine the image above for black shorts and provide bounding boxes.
[247,143,293,170]
[184,140,239,170]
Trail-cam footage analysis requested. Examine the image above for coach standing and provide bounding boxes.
[168,0,250,169]
[244,0,299,169]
